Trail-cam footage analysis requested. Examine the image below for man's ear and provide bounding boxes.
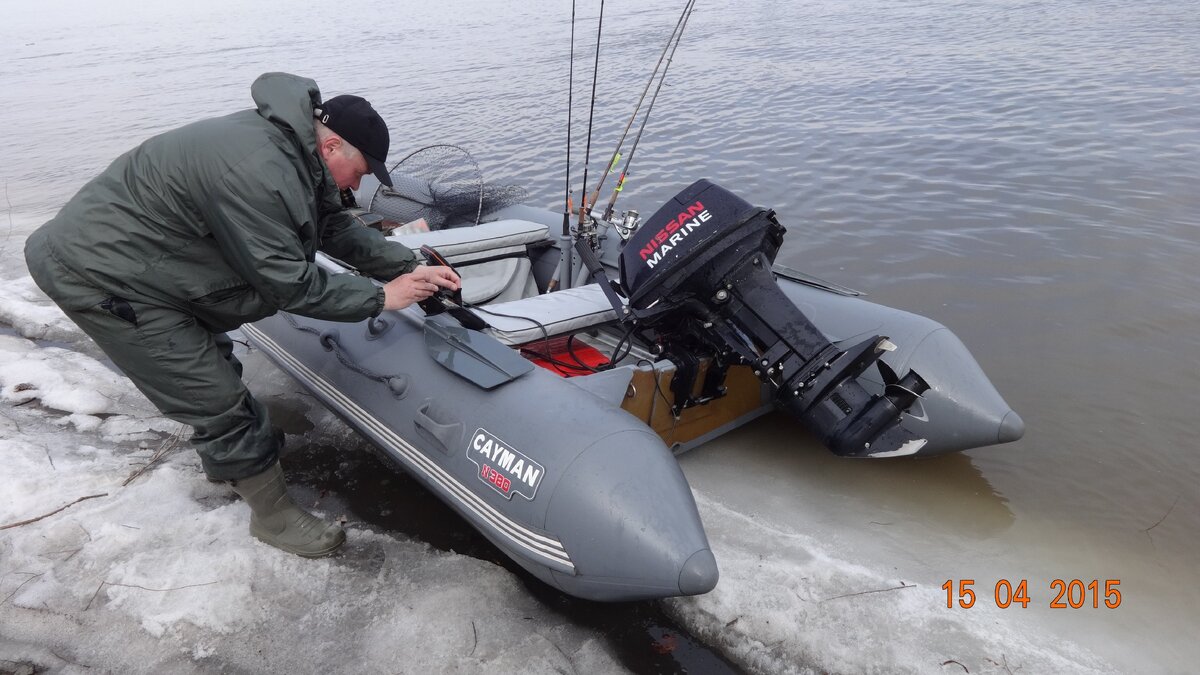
[318,135,340,159]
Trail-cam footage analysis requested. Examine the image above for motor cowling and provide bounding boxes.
[621,180,929,458]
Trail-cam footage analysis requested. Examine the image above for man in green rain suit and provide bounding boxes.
[24,72,460,558]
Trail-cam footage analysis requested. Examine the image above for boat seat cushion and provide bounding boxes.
[388,219,549,259]
[388,219,549,304]
[481,284,618,346]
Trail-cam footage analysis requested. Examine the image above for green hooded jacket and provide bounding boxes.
[34,72,416,332]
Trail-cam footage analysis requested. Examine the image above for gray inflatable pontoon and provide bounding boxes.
[244,178,1023,601]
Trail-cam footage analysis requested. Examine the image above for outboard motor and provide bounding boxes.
[617,180,929,457]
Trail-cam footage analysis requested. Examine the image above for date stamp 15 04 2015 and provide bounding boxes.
[942,579,1122,609]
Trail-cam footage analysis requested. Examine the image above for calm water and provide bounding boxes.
[4,0,1198,670]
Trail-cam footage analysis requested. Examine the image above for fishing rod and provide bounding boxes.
[577,0,606,229]
[601,0,696,222]
[586,0,695,215]
[555,0,692,289]
[553,0,606,291]
[555,0,579,291]
[562,0,578,239]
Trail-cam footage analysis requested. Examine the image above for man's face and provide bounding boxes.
[320,137,370,191]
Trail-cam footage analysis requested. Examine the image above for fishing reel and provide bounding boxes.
[611,209,642,240]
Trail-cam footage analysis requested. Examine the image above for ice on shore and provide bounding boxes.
[0,275,83,344]
[0,323,625,674]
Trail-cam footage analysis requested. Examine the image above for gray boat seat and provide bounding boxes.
[388,219,549,305]
[480,284,619,346]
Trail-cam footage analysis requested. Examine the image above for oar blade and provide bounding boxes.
[423,314,533,389]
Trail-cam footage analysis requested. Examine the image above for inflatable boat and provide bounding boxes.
[243,176,1023,601]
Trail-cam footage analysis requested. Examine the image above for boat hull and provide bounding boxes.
[244,310,717,601]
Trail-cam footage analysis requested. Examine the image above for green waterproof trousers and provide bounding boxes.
[25,230,278,481]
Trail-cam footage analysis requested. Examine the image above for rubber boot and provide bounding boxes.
[229,461,345,558]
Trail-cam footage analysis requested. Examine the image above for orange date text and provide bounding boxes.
[941,579,1121,609]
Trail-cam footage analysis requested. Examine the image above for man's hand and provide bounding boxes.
[382,265,462,310]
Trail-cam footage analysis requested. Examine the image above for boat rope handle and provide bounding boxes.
[281,313,410,398]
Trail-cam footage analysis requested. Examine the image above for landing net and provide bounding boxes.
[368,144,527,230]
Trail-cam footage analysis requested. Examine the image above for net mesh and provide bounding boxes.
[368,144,527,230]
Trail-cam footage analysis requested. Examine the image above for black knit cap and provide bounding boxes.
[316,95,393,187]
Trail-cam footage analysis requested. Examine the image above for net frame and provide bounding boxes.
[368,144,485,229]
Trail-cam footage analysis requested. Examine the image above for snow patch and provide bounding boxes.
[0,341,630,674]
[0,334,156,417]
[0,275,84,342]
